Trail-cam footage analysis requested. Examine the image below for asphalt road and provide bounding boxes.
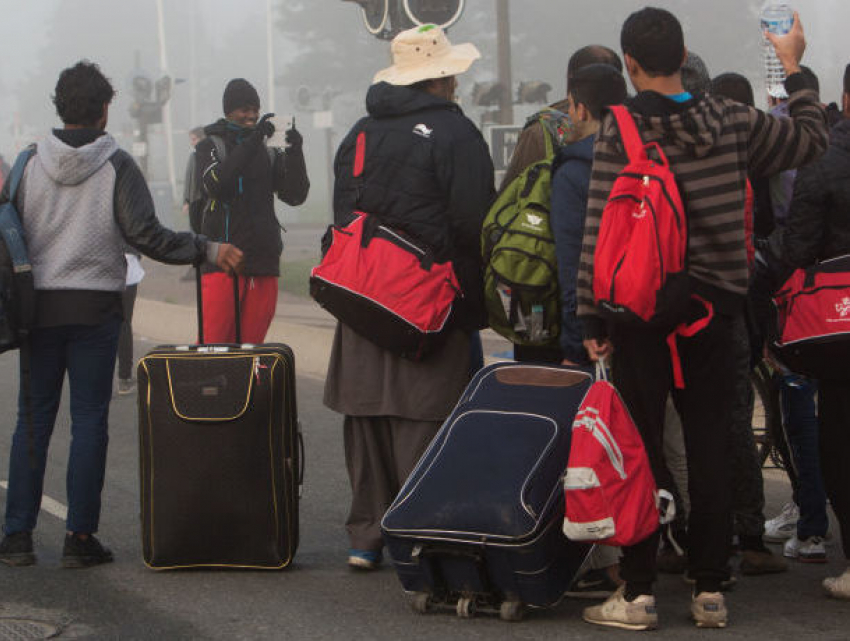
[1,330,848,639]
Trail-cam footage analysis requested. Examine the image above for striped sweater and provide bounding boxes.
[577,73,828,338]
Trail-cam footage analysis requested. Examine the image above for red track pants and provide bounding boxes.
[201,273,278,344]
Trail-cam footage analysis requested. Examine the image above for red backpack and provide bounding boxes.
[563,363,673,546]
[593,106,714,389]
[592,105,689,327]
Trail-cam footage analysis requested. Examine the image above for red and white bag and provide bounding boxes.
[310,212,461,361]
[563,362,673,547]
[773,254,850,380]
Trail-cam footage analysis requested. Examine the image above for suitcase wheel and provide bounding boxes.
[499,600,526,623]
[410,592,433,615]
[456,596,476,619]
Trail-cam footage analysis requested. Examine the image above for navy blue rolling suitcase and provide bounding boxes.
[381,362,593,621]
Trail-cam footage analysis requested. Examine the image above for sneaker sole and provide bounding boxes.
[582,614,657,631]
[347,558,378,571]
[61,555,114,569]
[784,553,827,564]
[0,553,36,567]
[694,617,728,629]
[764,530,796,543]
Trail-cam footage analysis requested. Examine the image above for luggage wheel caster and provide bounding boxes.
[456,596,476,618]
[499,600,525,622]
[410,592,432,614]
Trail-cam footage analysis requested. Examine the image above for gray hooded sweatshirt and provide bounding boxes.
[11,131,214,297]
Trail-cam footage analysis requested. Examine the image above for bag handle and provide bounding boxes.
[595,357,609,382]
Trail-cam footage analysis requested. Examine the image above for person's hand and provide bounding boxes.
[766,11,805,76]
[582,338,613,362]
[215,243,244,275]
[285,126,303,151]
[561,357,579,366]
[254,113,276,139]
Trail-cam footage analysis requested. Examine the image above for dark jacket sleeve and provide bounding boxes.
[747,73,829,178]
[577,117,625,340]
[550,159,590,364]
[272,146,310,206]
[436,125,496,330]
[111,151,213,266]
[773,160,830,271]
[199,134,265,202]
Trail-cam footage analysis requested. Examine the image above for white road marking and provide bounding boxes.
[0,480,67,521]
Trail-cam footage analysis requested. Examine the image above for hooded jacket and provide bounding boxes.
[333,82,495,331]
[197,120,309,276]
[576,73,828,338]
[0,129,215,326]
[777,118,850,269]
[551,134,595,363]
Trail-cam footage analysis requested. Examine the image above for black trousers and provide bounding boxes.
[610,309,736,592]
[817,380,850,560]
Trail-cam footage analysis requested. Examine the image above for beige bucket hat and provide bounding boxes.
[373,24,481,86]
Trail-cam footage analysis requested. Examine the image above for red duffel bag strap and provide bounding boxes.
[666,295,715,390]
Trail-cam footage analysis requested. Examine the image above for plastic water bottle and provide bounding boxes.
[760,1,794,99]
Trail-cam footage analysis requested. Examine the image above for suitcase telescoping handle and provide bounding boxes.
[195,265,242,345]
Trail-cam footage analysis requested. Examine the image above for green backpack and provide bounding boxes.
[481,109,573,347]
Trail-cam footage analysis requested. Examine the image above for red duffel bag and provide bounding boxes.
[310,212,462,361]
[773,254,850,380]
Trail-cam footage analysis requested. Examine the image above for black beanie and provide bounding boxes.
[222,78,260,115]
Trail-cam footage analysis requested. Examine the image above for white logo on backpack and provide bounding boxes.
[413,124,433,139]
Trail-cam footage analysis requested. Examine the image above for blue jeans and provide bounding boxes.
[3,319,121,535]
[779,374,829,539]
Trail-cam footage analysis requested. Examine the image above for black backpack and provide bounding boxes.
[0,147,36,353]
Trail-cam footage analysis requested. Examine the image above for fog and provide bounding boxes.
[0,0,846,222]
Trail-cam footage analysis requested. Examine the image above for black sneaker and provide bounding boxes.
[62,533,114,569]
[0,531,36,566]
[565,568,621,599]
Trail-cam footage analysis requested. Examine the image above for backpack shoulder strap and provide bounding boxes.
[209,135,227,163]
[609,105,648,164]
[6,146,36,205]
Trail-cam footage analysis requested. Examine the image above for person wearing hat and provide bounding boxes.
[324,24,495,570]
[195,78,309,343]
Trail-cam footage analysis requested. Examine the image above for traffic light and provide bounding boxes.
[343,0,465,39]
[342,0,389,35]
[517,81,552,104]
[294,86,313,111]
[403,0,465,29]
[471,81,503,107]
[128,73,172,126]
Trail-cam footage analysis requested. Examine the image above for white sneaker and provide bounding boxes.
[783,536,827,563]
[823,568,850,600]
[764,503,799,543]
[583,586,658,631]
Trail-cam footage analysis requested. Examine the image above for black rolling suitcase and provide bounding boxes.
[138,270,302,570]
[382,362,593,621]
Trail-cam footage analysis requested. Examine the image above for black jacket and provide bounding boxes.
[333,82,495,330]
[775,118,850,271]
[198,119,309,276]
